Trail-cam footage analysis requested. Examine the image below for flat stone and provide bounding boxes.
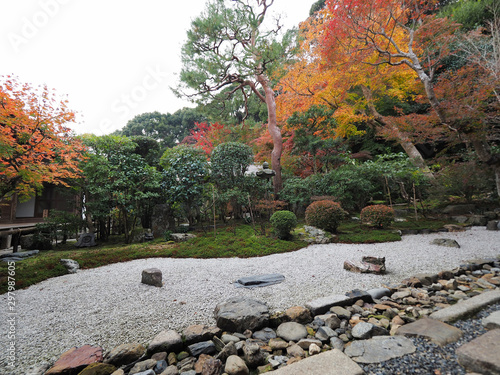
[457,329,500,374]
[252,327,277,341]
[188,341,216,357]
[482,310,500,330]
[0,250,39,259]
[148,330,183,354]
[396,317,463,347]
[315,326,337,342]
[296,338,322,350]
[430,290,500,322]
[46,345,103,375]
[267,349,364,375]
[344,336,416,364]
[431,238,460,248]
[276,322,307,342]
[234,273,285,288]
[366,287,391,300]
[182,324,221,345]
[305,295,358,315]
[128,359,156,374]
[214,297,269,333]
[104,342,146,366]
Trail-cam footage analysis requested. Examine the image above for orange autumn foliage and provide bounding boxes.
[0,76,86,200]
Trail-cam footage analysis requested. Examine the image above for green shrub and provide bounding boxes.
[305,200,347,233]
[270,210,298,240]
[360,205,395,228]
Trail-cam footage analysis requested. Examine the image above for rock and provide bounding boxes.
[330,337,345,351]
[182,324,221,345]
[252,327,276,341]
[431,238,460,248]
[443,224,466,232]
[225,355,249,375]
[141,268,162,287]
[297,338,322,350]
[194,354,212,373]
[286,343,306,358]
[467,215,488,226]
[214,297,269,333]
[243,342,265,368]
[268,338,289,350]
[188,341,216,357]
[234,273,285,288]
[486,220,500,230]
[351,322,388,339]
[366,287,391,300]
[297,225,334,244]
[159,366,178,375]
[104,342,145,366]
[344,336,416,363]
[45,345,103,375]
[154,359,167,373]
[344,259,386,274]
[170,233,196,242]
[77,363,117,375]
[315,326,337,342]
[131,370,155,375]
[324,314,341,330]
[75,233,96,247]
[200,358,223,375]
[215,341,237,362]
[276,322,308,342]
[285,306,312,324]
[0,249,39,259]
[178,356,196,372]
[305,294,358,315]
[482,310,500,330]
[442,204,476,215]
[148,330,183,354]
[128,359,156,374]
[60,259,80,274]
[345,289,374,303]
[395,317,463,347]
[456,330,500,374]
[221,334,240,344]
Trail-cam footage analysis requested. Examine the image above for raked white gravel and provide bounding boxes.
[1,227,499,373]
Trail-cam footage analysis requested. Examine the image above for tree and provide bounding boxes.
[175,0,298,194]
[0,76,85,201]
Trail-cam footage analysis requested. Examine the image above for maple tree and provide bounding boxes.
[0,76,85,201]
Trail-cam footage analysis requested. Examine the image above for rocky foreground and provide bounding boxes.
[29,257,500,375]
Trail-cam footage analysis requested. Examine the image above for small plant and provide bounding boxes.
[305,200,347,233]
[270,210,298,240]
[360,204,395,228]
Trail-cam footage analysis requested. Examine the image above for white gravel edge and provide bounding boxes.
[0,227,499,373]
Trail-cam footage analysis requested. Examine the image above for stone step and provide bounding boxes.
[456,329,500,374]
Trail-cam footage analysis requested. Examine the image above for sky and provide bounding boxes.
[1,0,317,136]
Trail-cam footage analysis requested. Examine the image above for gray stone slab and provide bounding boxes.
[0,250,39,258]
[344,336,415,364]
[457,329,500,374]
[305,295,357,316]
[430,290,500,323]
[234,273,285,288]
[482,310,500,330]
[395,317,463,347]
[267,349,364,375]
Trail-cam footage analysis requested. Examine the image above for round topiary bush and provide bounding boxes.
[270,210,298,240]
[305,200,347,233]
[360,204,395,228]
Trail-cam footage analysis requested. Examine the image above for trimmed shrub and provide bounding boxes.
[305,200,347,233]
[360,204,395,228]
[270,210,298,240]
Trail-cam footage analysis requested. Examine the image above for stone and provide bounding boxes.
[297,338,322,350]
[444,224,466,232]
[77,363,117,375]
[267,349,364,375]
[75,232,97,247]
[188,341,216,357]
[201,358,223,375]
[60,259,80,274]
[214,297,269,333]
[345,336,416,364]
[442,204,476,215]
[305,294,358,315]
[276,322,308,342]
[104,343,145,366]
[221,334,240,344]
[457,329,500,374]
[215,341,237,362]
[343,259,385,274]
[366,287,391,300]
[286,343,306,358]
[45,345,103,375]
[486,220,500,230]
[309,343,321,356]
[154,360,167,373]
[128,359,156,374]
[234,273,285,288]
[345,289,374,303]
[110,370,124,375]
[252,327,276,341]
[141,268,162,287]
[225,355,249,375]
[395,317,463,347]
[330,337,345,351]
[170,233,196,242]
[243,342,265,367]
[315,326,337,342]
[182,324,221,345]
[131,370,155,375]
[351,322,388,339]
[296,225,334,244]
[324,314,342,330]
[148,330,183,354]
[160,367,179,375]
[194,354,212,373]
[178,356,196,372]
[482,310,500,330]
[430,290,500,322]
[431,238,460,248]
[269,338,289,350]
[285,306,312,324]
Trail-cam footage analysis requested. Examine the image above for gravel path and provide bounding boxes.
[1,227,499,373]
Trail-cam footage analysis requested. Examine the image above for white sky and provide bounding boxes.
[1,0,316,135]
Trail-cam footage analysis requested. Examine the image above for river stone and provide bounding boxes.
[285,305,312,324]
[351,322,388,339]
[77,363,117,375]
[104,342,146,366]
[345,336,416,363]
[45,345,103,375]
[128,359,156,374]
[214,297,269,333]
[366,287,391,300]
[330,306,352,319]
[243,342,265,367]
[225,355,249,375]
[315,326,337,342]
[431,238,460,248]
[276,322,308,342]
[252,327,276,341]
[188,341,216,357]
[297,338,322,350]
[182,324,221,345]
[148,330,183,354]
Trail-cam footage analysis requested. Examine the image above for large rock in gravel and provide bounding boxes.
[276,322,308,342]
[214,297,269,333]
[148,330,183,354]
[456,329,500,374]
[431,238,460,248]
[45,345,103,375]
[104,342,145,366]
[141,268,162,287]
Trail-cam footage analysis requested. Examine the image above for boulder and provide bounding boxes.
[75,233,96,247]
[170,233,196,242]
[486,220,500,231]
[104,342,145,366]
[431,238,460,248]
[296,225,334,244]
[188,341,216,357]
[276,322,308,342]
[285,306,312,324]
[214,297,269,333]
[234,273,285,288]
[182,324,221,346]
[148,330,183,354]
[442,204,476,215]
[60,259,80,274]
[141,268,162,287]
[344,260,385,274]
[225,355,249,375]
[45,345,103,375]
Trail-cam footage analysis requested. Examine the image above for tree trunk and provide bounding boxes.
[256,73,283,195]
